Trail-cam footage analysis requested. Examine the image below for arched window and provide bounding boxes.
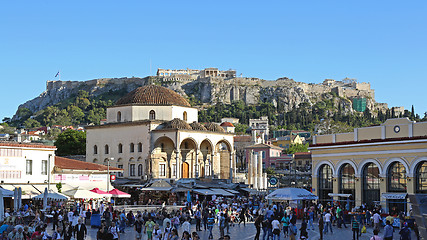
[339,163,355,206]
[130,143,135,153]
[93,145,98,154]
[129,164,135,176]
[149,110,156,120]
[138,164,143,176]
[104,145,109,154]
[118,143,123,153]
[183,111,187,121]
[117,111,122,122]
[318,164,333,203]
[138,143,143,152]
[415,161,427,193]
[387,161,407,214]
[362,163,380,208]
[93,158,98,163]
[388,162,407,192]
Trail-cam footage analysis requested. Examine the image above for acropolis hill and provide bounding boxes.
[14,68,388,118]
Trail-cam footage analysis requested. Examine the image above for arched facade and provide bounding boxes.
[415,161,427,193]
[338,163,355,206]
[117,111,122,122]
[361,162,380,208]
[149,110,156,120]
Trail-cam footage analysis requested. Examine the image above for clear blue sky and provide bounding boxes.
[1,0,426,120]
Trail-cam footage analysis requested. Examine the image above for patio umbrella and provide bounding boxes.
[14,188,18,212]
[43,188,48,210]
[90,188,112,197]
[33,190,69,201]
[18,187,22,210]
[266,187,318,201]
[63,187,103,199]
[108,189,131,198]
[0,188,13,198]
[0,189,4,222]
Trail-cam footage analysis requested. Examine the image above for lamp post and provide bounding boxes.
[107,158,113,193]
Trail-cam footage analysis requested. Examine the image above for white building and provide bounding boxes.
[86,85,235,181]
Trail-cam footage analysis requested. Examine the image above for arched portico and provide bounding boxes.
[180,138,198,178]
[152,136,176,178]
[200,139,214,177]
[215,139,232,179]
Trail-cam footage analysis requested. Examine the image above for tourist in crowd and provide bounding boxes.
[351,215,360,240]
[383,220,394,240]
[323,210,333,234]
[373,211,382,232]
[318,214,324,240]
[370,229,382,240]
[271,216,281,240]
[399,222,411,240]
[134,215,144,240]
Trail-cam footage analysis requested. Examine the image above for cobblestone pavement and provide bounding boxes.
[47,221,418,240]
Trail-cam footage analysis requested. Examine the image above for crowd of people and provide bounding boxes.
[0,196,422,240]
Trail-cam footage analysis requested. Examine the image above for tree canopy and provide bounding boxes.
[54,129,86,156]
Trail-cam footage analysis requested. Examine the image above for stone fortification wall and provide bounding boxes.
[14,73,378,119]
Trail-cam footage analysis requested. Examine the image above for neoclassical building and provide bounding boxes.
[86,85,235,181]
[310,118,427,213]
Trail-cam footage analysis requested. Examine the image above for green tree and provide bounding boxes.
[234,123,249,133]
[16,108,32,120]
[55,129,86,156]
[67,105,84,124]
[23,118,41,129]
[285,143,309,154]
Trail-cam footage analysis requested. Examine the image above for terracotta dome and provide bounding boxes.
[190,122,207,131]
[204,123,226,133]
[220,122,234,127]
[164,118,192,130]
[116,85,191,107]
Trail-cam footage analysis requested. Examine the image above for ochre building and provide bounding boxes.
[310,118,427,213]
[86,85,234,181]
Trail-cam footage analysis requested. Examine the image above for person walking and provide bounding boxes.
[134,216,144,240]
[323,211,333,234]
[281,214,290,238]
[288,218,298,240]
[74,218,87,240]
[271,217,281,240]
[352,215,360,240]
[299,221,308,240]
[399,222,411,240]
[308,209,315,230]
[195,208,202,231]
[370,229,382,240]
[254,215,263,240]
[219,213,226,238]
[318,214,324,240]
[373,211,381,232]
[207,213,215,239]
[383,220,393,240]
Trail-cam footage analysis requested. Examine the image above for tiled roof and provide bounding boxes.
[115,85,191,107]
[55,156,122,171]
[294,152,312,159]
[204,123,226,133]
[245,143,284,150]
[163,118,192,130]
[0,142,56,149]
[220,122,234,127]
[190,122,208,131]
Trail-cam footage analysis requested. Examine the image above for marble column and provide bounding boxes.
[211,152,215,178]
[175,150,181,179]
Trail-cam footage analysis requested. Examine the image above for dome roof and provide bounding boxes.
[116,85,191,107]
[190,122,207,131]
[163,118,192,130]
[220,122,234,127]
[204,123,226,133]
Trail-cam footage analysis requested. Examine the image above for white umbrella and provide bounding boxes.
[0,189,4,222]
[266,187,318,201]
[0,188,14,197]
[43,188,48,210]
[14,188,18,212]
[63,187,103,199]
[18,187,22,210]
[33,190,69,201]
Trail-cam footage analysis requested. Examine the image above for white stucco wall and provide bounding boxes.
[0,145,55,184]
[107,105,197,123]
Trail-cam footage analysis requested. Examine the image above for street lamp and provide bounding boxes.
[107,157,113,193]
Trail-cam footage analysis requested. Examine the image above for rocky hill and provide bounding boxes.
[13,72,383,120]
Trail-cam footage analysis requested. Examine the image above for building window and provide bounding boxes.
[172,164,176,177]
[93,145,98,154]
[362,163,380,208]
[261,151,265,159]
[183,111,187,121]
[159,163,166,177]
[130,143,135,153]
[149,110,156,120]
[129,164,135,176]
[26,160,32,175]
[105,145,109,154]
[138,143,143,152]
[41,160,48,175]
[117,111,122,122]
[118,165,123,177]
[318,164,333,202]
[93,158,98,163]
[388,162,407,192]
[118,143,123,153]
[138,164,143,176]
[415,161,427,193]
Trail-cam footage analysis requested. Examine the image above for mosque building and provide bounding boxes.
[85,85,235,182]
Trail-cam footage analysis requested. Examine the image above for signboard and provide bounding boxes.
[269,177,278,186]
[110,174,116,182]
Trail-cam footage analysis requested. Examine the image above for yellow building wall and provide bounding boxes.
[358,126,382,141]
[385,125,409,138]
[335,132,354,142]
[316,135,334,144]
[413,122,427,137]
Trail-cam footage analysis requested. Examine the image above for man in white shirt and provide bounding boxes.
[182,218,191,234]
[373,212,381,232]
[271,217,281,240]
[323,211,333,234]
